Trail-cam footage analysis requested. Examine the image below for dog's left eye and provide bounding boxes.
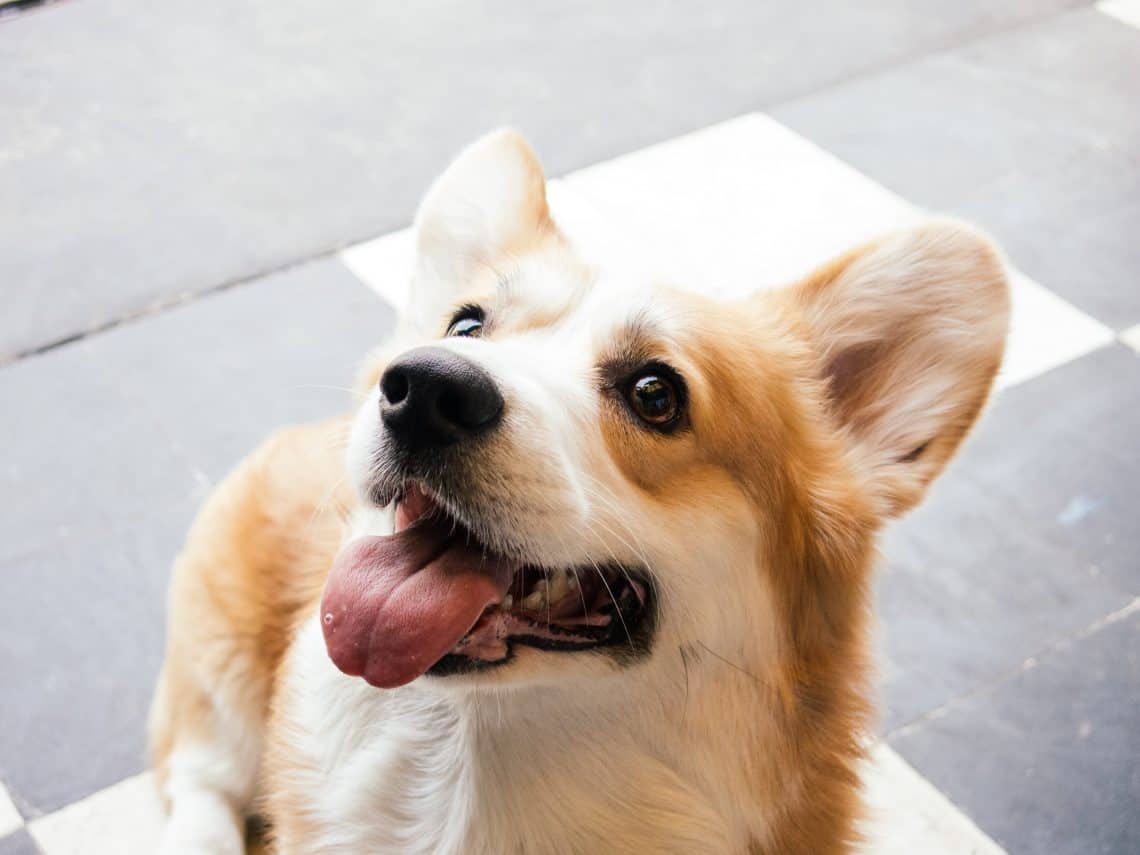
[626,369,683,428]
[447,305,484,338]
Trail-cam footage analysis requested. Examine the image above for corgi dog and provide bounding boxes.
[149,129,1009,855]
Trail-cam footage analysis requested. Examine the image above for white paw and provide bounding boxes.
[158,791,245,855]
[157,825,244,855]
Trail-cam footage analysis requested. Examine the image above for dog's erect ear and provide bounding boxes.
[790,221,1011,517]
[407,129,551,331]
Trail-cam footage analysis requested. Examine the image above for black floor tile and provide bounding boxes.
[877,344,1140,730]
[0,258,392,814]
[0,830,40,855]
[0,0,1080,358]
[774,8,1140,328]
[890,608,1140,855]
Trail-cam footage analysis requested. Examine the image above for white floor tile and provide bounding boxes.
[860,743,1007,855]
[1119,323,1140,354]
[999,273,1114,390]
[561,114,918,299]
[0,780,22,839]
[339,226,416,313]
[341,113,1111,392]
[28,773,164,855]
[1098,0,1140,29]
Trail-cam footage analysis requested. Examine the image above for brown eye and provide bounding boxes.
[627,373,680,427]
[447,305,484,338]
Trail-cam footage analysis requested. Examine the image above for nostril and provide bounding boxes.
[380,368,409,406]
[436,388,466,428]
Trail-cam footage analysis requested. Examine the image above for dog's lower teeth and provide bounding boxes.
[521,590,545,610]
[500,594,513,611]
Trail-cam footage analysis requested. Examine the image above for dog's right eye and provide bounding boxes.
[447,305,485,338]
[624,365,685,431]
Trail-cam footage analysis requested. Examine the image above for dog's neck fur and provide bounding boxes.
[271,617,813,855]
[266,477,875,855]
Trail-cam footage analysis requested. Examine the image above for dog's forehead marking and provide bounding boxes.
[486,251,688,360]
[489,250,593,331]
[558,261,681,338]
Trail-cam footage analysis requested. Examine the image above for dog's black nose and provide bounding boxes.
[380,346,504,449]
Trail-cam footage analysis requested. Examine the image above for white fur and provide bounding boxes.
[271,134,791,852]
[267,465,782,855]
[276,619,764,855]
[159,744,253,855]
[156,129,1007,854]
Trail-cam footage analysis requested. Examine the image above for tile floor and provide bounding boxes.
[1,2,1137,853]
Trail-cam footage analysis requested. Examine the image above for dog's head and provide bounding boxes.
[321,130,1009,694]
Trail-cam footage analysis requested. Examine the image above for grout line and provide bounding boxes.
[0,3,1089,369]
[762,0,1091,113]
[0,243,358,369]
[887,594,1140,741]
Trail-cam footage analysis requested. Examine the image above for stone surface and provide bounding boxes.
[0,258,393,814]
[890,607,1140,855]
[774,7,1140,328]
[0,830,39,855]
[2,4,1138,851]
[0,0,1082,358]
[878,344,1140,731]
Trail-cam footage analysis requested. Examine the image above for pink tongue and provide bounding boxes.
[320,517,515,688]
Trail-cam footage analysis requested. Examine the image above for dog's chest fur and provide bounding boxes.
[268,619,745,854]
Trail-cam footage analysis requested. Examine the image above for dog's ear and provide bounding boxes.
[789,221,1011,517]
[407,129,551,331]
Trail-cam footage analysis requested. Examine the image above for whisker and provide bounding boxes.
[579,481,655,571]
[576,486,656,611]
[679,646,692,726]
[290,383,359,395]
[304,474,350,536]
[587,556,633,645]
[694,641,777,693]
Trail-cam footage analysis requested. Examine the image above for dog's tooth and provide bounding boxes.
[546,570,573,603]
[521,579,550,610]
[500,594,513,611]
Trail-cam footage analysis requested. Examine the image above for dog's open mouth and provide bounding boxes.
[320,483,652,689]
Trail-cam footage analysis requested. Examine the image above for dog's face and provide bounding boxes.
[323,131,1009,694]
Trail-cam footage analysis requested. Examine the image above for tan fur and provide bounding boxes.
[150,131,1009,854]
[593,294,874,853]
[588,229,1005,853]
[149,420,354,805]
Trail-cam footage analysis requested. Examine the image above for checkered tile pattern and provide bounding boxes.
[2,2,1137,853]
